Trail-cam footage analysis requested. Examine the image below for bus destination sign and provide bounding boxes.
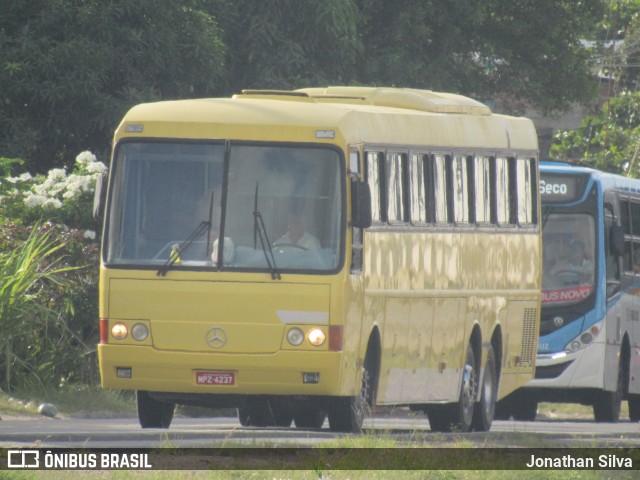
[539,173,586,203]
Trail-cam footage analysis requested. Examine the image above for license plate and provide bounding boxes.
[196,371,235,386]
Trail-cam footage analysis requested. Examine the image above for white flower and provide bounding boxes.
[8,172,34,183]
[47,168,66,181]
[24,194,47,207]
[83,230,96,240]
[86,161,107,174]
[42,198,63,209]
[76,151,97,167]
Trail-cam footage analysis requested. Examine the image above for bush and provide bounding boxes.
[0,152,106,392]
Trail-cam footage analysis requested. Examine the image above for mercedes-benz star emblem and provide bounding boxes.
[206,327,227,348]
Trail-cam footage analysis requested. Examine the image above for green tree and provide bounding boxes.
[551,91,640,175]
[355,0,605,114]
[0,0,224,171]
[211,0,362,93]
[596,0,640,93]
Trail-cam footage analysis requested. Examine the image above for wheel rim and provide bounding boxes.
[353,367,370,423]
[461,350,476,425]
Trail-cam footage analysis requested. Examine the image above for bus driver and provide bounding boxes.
[550,239,593,286]
[274,212,321,250]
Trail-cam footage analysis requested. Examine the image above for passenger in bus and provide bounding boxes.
[550,240,593,285]
[274,212,321,250]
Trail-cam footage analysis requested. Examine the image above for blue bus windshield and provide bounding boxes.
[542,213,596,306]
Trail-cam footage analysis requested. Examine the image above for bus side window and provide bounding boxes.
[409,153,428,224]
[433,154,450,224]
[631,200,640,274]
[387,152,407,224]
[516,157,535,225]
[452,155,470,224]
[604,200,622,298]
[474,155,492,225]
[495,156,512,226]
[621,198,632,273]
[350,148,364,274]
[366,151,385,224]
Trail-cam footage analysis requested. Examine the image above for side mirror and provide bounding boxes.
[351,180,372,229]
[93,171,108,220]
[609,225,624,256]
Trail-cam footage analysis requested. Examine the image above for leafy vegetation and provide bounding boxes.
[2,1,606,172]
[0,153,105,392]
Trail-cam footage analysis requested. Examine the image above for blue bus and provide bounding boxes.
[497,161,640,422]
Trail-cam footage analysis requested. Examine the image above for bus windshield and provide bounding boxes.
[542,213,596,306]
[105,141,343,272]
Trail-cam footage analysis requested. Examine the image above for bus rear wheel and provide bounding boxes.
[471,345,497,431]
[137,390,175,429]
[428,344,477,432]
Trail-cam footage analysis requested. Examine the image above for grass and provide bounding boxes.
[0,385,136,418]
[5,469,640,480]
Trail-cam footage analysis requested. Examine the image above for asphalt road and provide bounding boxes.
[1,414,639,448]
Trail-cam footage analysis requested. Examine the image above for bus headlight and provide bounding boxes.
[287,328,305,346]
[111,323,128,340]
[131,323,149,341]
[307,328,326,347]
[565,321,603,353]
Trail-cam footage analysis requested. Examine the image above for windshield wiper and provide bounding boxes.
[253,182,280,280]
[158,191,216,276]
[157,220,211,276]
[254,210,280,280]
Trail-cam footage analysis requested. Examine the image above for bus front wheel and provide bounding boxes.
[593,358,624,422]
[137,390,174,429]
[328,359,373,433]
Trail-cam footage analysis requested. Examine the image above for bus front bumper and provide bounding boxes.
[524,341,606,390]
[98,344,345,396]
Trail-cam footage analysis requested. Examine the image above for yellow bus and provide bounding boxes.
[97,86,541,432]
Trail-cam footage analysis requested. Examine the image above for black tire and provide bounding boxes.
[593,356,624,423]
[629,394,640,422]
[328,357,373,433]
[428,344,477,432]
[471,345,497,431]
[511,396,538,421]
[137,390,174,429]
[293,409,327,429]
